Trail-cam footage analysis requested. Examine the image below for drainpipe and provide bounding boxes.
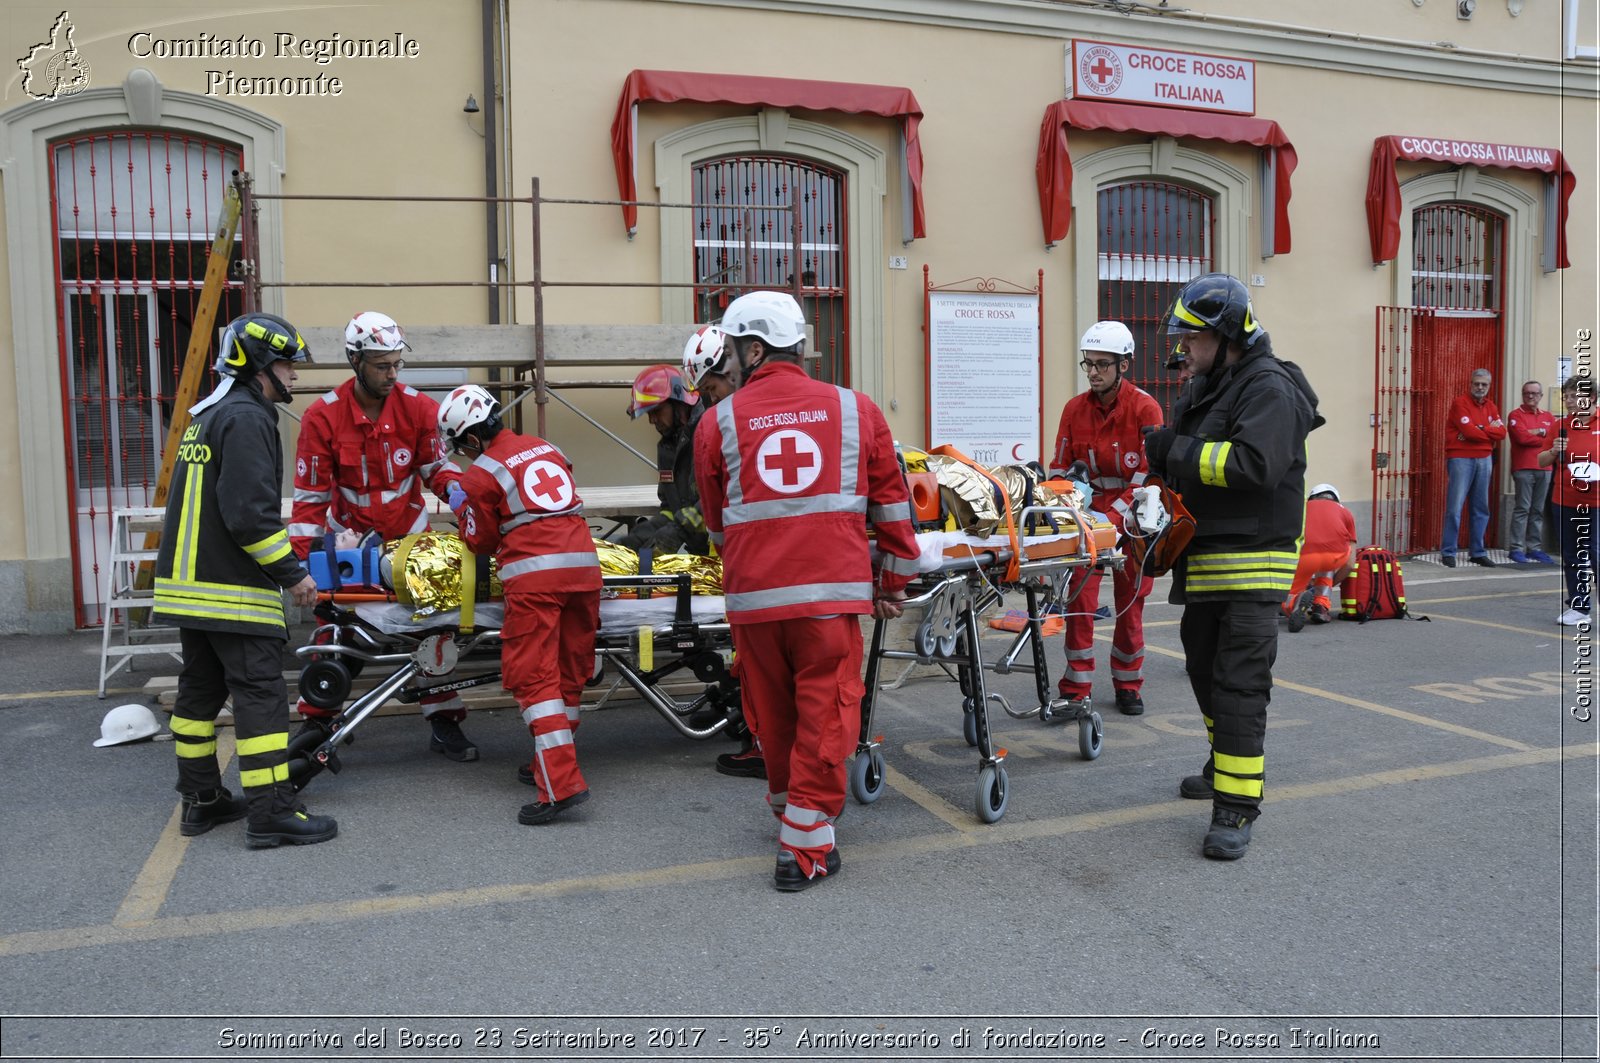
[481,0,500,326]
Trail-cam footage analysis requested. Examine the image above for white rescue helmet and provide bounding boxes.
[719,290,807,352]
[1079,320,1135,357]
[1309,483,1341,502]
[681,325,731,388]
[94,703,162,748]
[437,384,500,449]
[344,311,410,359]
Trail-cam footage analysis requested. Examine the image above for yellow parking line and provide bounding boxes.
[0,687,142,704]
[881,763,979,834]
[1411,589,1554,604]
[113,733,235,926]
[1137,641,1533,751]
[1,742,1588,960]
[1416,611,1556,638]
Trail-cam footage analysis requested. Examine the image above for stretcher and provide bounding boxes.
[284,572,743,791]
[852,507,1123,824]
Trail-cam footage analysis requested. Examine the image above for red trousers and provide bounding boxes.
[1283,547,1349,612]
[1058,561,1154,700]
[731,614,864,878]
[502,588,599,804]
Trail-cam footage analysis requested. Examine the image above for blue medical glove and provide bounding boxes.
[447,482,468,514]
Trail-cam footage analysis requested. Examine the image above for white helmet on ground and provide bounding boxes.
[1309,483,1341,502]
[719,290,807,351]
[94,703,162,747]
[681,325,731,388]
[1080,320,1136,357]
[344,311,410,358]
[437,384,500,449]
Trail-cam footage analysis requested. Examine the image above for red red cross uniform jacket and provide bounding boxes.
[458,430,602,805]
[1047,382,1164,700]
[694,361,919,879]
[288,379,461,559]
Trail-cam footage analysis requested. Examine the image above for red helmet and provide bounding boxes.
[627,364,697,418]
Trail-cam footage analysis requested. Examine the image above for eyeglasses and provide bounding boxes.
[1079,359,1119,372]
[367,360,405,375]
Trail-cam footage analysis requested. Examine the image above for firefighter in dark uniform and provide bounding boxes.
[153,312,337,849]
[1142,274,1321,860]
[620,363,708,556]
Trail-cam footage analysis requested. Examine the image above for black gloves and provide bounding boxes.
[1143,426,1176,474]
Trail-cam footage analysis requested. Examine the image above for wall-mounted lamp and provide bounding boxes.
[1506,0,1523,14]
[463,94,484,136]
[463,94,480,114]
[1456,0,1476,19]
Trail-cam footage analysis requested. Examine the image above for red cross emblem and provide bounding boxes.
[756,430,823,494]
[521,459,574,510]
[1078,46,1123,96]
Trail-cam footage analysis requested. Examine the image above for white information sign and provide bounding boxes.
[1067,39,1255,116]
[926,290,1041,466]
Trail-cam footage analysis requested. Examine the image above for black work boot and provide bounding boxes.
[1113,689,1145,716]
[1179,760,1214,800]
[774,847,842,892]
[179,788,248,837]
[245,807,339,849]
[1202,806,1253,860]
[518,789,590,825]
[428,716,479,762]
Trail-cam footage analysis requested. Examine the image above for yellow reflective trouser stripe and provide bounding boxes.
[236,732,288,757]
[171,717,217,758]
[175,739,216,758]
[1214,751,1264,798]
[1215,773,1264,798]
[243,529,292,566]
[1214,751,1263,776]
[1198,441,1232,487]
[239,763,291,788]
[169,716,214,738]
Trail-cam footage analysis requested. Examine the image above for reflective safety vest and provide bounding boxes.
[288,379,459,558]
[153,387,309,637]
[694,361,920,624]
[457,429,601,594]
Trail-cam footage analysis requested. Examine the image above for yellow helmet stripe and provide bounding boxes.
[1171,300,1208,329]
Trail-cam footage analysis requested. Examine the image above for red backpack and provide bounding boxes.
[1339,546,1429,623]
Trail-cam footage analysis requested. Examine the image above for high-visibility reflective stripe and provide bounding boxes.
[155,584,285,624]
[1214,751,1263,776]
[418,459,446,480]
[383,475,417,503]
[242,530,292,566]
[869,501,911,523]
[236,732,288,757]
[534,730,574,751]
[1214,772,1264,798]
[1110,646,1142,664]
[501,507,584,534]
[1065,647,1095,661]
[766,791,788,814]
[293,488,331,504]
[286,522,324,537]
[1185,574,1295,592]
[722,494,866,526]
[709,531,724,547]
[1187,553,1298,591]
[1092,476,1129,491]
[778,803,832,850]
[239,763,290,788]
[337,486,371,507]
[564,704,581,723]
[716,399,744,506]
[1189,551,1300,566]
[520,699,567,727]
[155,577,285,607]
[405,509,429,534]
[1198,441,1232,487]
[1171,300,1208,329]
[498,552,599,580]
[169,716,215,738]
[835,385,860,490]
[153,601,288,628]
[175,739,216,758]
[726,582,871,613]
[174,463,204,582]
[882,552,921,576]
[1110,666,1143,681]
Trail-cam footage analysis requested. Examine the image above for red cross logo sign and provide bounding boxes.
[393,447,412,468]
[521,460,574,510]
[756,430,823,494]
[1078,45,1123,96]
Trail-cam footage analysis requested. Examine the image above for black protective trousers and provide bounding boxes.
[172,627,295,822]
[1178,599,1279,821]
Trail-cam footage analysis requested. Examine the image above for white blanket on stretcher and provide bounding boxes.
[354,596,727,636]
[896,520,1108,573]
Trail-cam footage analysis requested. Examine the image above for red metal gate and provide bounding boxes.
[692,156,847,385]
[1095,180,1213,417]
[50,132,246,627]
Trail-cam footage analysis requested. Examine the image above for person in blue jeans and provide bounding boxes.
[1439,368,1507,568]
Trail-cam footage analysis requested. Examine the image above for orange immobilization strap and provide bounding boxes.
[929,444,1021,582]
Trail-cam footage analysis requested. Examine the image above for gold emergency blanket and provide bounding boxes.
[599,541,724,595]
[382,531,502,620]
[595,539,640,576]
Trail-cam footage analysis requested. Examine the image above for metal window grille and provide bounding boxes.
[50,132,246,627]
[1095,181,1213,417]
[1412,203,1504,312]
[691,156,848,385]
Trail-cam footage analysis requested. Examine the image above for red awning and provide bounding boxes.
[1366,135,1574,269]
[1035,99,1297,255]
[610,69,926,239]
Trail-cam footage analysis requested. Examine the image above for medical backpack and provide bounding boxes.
[1339,546,1429,623]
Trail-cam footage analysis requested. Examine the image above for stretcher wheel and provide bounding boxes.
[975,764,1009,823]
[1078,711,1104,761]
[298,659,352,711]
[913,623,937,659]
[849,748,886,804]
[962,707,978,747]
[935,633,957,658]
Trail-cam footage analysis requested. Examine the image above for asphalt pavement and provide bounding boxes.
[0,561,1594,1063]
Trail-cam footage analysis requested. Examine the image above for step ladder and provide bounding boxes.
[98,506,182,698]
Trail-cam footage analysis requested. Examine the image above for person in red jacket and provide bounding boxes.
[288,312,474,759]
[1282,483,1358,631]
[695,290,919,891]
[1507,379,1556,564]
[1541,374,1599,626]
[438,384,603,824]
[1440,368,1507,567]
[1047,321,1164,716]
